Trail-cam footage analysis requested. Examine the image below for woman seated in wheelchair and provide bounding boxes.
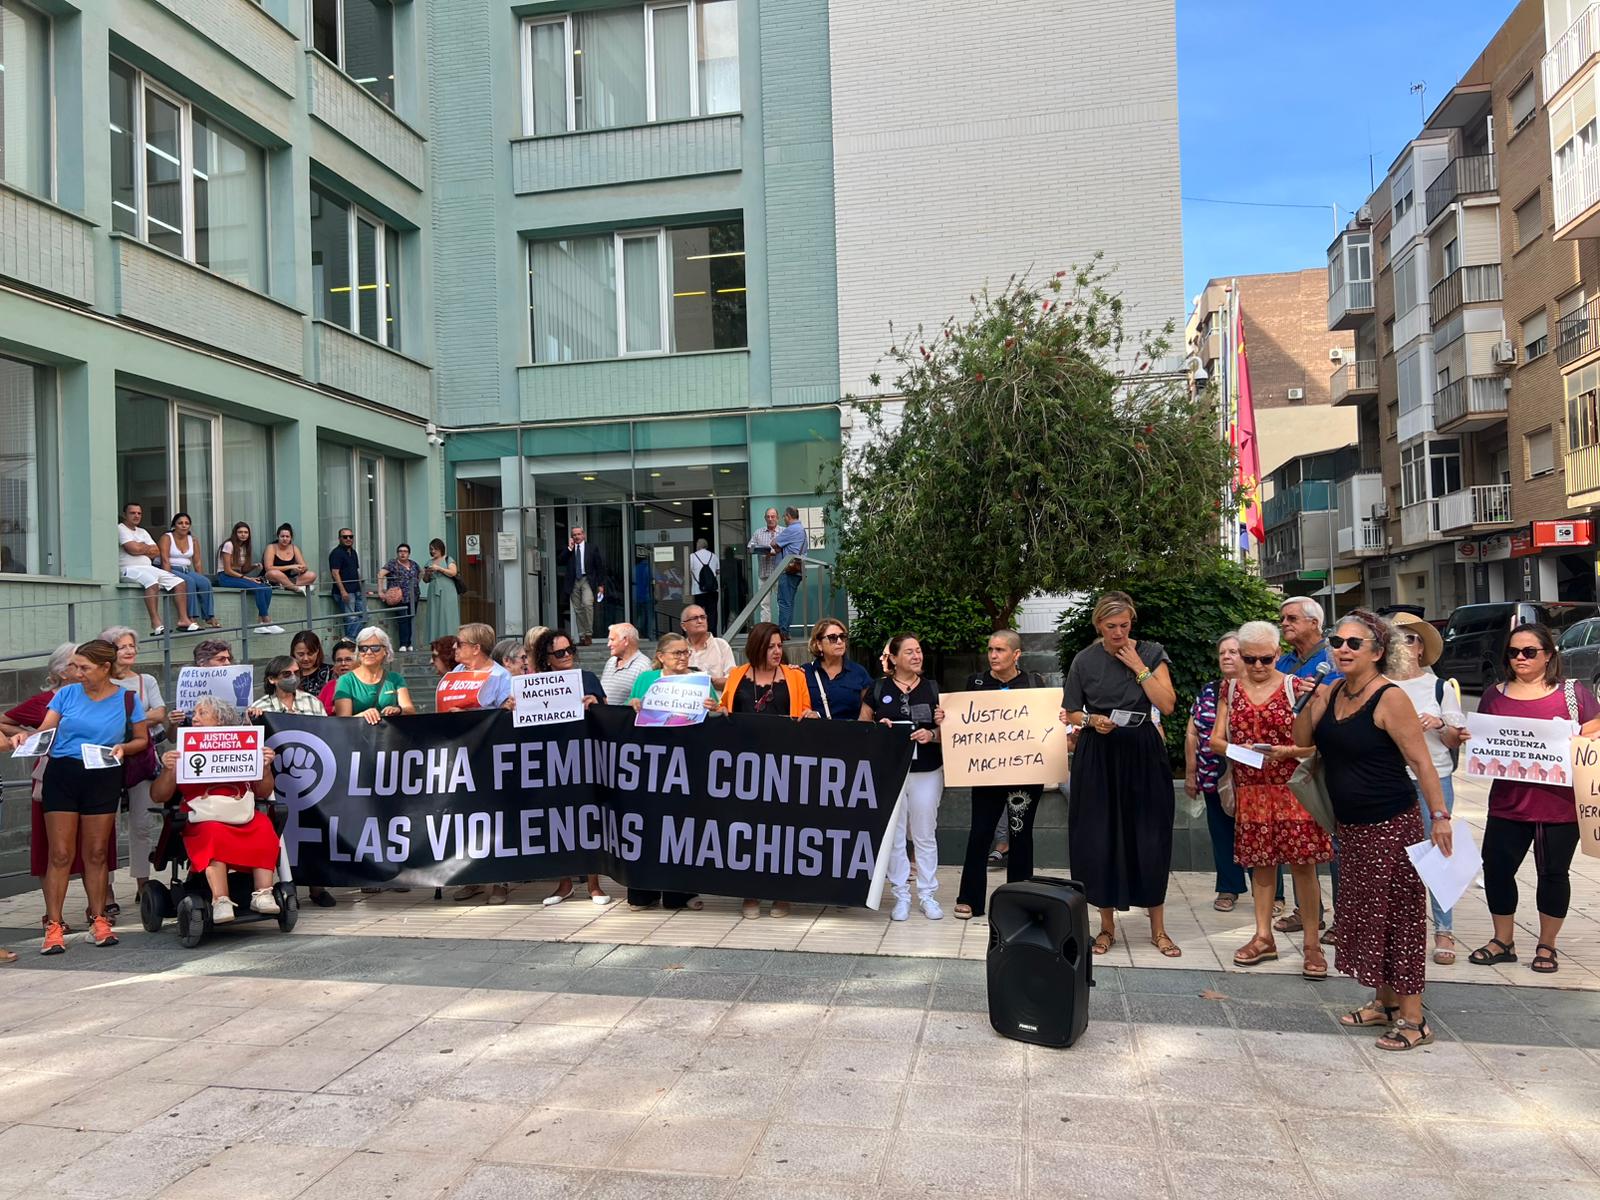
[150,696,282,925]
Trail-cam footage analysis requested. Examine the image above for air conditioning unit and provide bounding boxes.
[1329,348,1345,363]
[1356,204,1374,224]
[1287,387,1305,401]
[1491,340,1517,365]
[1372,501,1389,519]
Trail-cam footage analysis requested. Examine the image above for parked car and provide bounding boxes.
[1436,601,1598,689]
[1559,617,1600,691]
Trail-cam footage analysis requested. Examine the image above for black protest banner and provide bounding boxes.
[261,707,914,906]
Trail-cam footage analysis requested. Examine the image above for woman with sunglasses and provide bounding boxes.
[332,627,416,724]
[1059,591,1180,957]
[1211,621,1331,978]
[1186,632,1247,913]
[1295,610,1450,1051]
[1466,623,1600,976]
[802,618,872,721]
[1386,613,1466,965]
[525,627,612,908]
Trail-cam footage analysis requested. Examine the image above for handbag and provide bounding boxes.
[1288,754,1338,835]
[186,791,256,825]
[120,688,160,788]
[449,572,468,597]
[381,586,404,607]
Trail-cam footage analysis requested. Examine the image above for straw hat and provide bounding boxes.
[1391,611,1442,668]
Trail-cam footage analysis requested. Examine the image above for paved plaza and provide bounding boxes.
[1,771,1598,1198]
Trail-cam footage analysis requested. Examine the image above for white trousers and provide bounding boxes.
[124,779,159,881]
[887,768,944,899]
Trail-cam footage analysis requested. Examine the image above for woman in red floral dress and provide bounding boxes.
[1211,621,1333,978]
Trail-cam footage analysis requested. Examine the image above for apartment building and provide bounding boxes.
[0,0,438,652]
[1318,0,1600,614]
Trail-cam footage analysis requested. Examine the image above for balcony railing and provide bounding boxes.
[1328,278,1374,330]
[1425,154,1497,225]
[1263,479,1335,530]
[1544,3,1600,101]
[1569,442,1600,498]
[1558,295,1600,367]
[1555,145,1600,233]
[1434,375,1508,429]
[1438,484,1513,531]
[1336,518,1386,555]
[1429,263,1501,323]
[1330,359,1378,405]
[1400,500,1441,546]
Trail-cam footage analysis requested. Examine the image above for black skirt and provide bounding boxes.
[1068,723,1174,909]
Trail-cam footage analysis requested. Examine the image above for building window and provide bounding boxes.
[108,60,268,290]
[1527,425,1557,477]
[1515,191,1543,248]
[1401,438,1460,506]
[114,389,276,560]
[1558,286,1588,351]
[1393,251,1418,315]
[310,0,395,109]
[1551,74,1598,184]
[1523,309,1550,360]
[528,220,747,363]
[1510,76,1536,134]
[318,440,405,574]
[1442,238,1460,276]
[0,0,51,198]
[310,185,404,349]
[0,353,59,575]
[520,1,740,137]
[1566,363,1600,452]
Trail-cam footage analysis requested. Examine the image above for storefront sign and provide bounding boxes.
[1533,519,1594,548]
[940,688,1069,787]
[1479,533,1512,562]
[177,726,263,785]
[1510,527,1538,558]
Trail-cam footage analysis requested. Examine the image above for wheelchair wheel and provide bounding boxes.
[139,883,166,933]
[276,884,299,933]
[176,895,207,949]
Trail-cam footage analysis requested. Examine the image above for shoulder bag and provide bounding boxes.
[187,791,256,825]
[121,687,161,788]
[1287,680,1338,835]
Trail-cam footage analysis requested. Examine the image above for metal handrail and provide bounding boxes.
[723,555,833,645]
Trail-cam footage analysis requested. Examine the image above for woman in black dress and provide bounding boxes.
[1059,592,1180,956]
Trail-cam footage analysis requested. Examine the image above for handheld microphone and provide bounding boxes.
[1292,662,1332,715]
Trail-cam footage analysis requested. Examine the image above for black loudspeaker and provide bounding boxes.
[986,875,1093,1048]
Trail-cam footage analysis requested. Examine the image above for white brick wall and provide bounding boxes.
[828,0,1184,397]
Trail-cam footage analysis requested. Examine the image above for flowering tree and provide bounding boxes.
[832,260,1233,631]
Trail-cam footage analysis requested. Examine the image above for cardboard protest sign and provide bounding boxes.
[175,664,255,713]
[636,673,713,727]
[178,725,264,785]
[1463,713,1573,785]
[939,688,1068,787]
[513,670,586,727]
[1571,737,1600,859]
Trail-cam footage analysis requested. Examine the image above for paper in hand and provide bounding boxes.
[80,744,121,770]
[1225,743,1266,769]
[1406,823,1483,914]
[11,728,55,758]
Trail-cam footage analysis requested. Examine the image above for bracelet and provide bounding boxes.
[1430,812,1451,820]
[1135,669,1153,683]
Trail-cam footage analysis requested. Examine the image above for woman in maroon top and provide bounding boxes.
[1466,624,1600,974]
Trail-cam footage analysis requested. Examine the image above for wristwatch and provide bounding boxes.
[1430,811,1451,821]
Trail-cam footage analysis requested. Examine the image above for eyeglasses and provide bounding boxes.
[550,645,575,657]
[663,649,691,658]
[1507,646,1547,660]
[1400,632,1422,645]
[339,534,354,541]
[684,614,707,622]
[1327,635,1368,651]
[1238,654,1274,666]
[822,632,847,642]
[357,644,385,654]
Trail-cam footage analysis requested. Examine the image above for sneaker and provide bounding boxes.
[41,920,66,955]
[255,624,275,634]
[891,893,911,922]
[250,888,281,915]
[452,884,485,903]
[90,915,118,947]
[920,896,944,920]
[309,888,337,908]
[267,624,285,634]
[212,897,236,924]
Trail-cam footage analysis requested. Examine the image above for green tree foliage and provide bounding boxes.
[829,259,1233,631]
[1056,560,1283,771]
[849,586,993,662]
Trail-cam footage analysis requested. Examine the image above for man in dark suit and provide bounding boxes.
[559,526,606,646]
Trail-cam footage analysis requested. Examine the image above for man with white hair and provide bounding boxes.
[600,623,651,705]
[1276,595,1341,694]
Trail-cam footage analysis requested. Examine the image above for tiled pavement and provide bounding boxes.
[1,928,1599,1200]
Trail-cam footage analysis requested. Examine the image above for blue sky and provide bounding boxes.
[1179,1,1513,308]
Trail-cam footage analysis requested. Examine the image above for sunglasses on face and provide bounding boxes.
[357,645,385,654]
[823,632,847,643]
[1507,646,1547,660]
[1238,654,1274,666]
[1327,635,1370,651]
[550,645,575,657]
[1400,632,1422,644]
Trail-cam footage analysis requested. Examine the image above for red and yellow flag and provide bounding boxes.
[1231,299,1265,549]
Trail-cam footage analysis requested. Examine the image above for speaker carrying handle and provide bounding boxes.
[1023,875,1094,990]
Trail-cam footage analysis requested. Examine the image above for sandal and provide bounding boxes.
[1339,1002,1398,1028]
[1376,1018,1433,1052]
[1301,947,1328,981]
[1213,893,1236,913]
[1273,910,1304,933]
[1468,937,1516,966]
[1151,932,1182,958]
[742,899,761,919]
[954,903,974,920]
[1432,935,1457,966]
[0,948,16,964]
[1091,930,1115,955]
[1233,935,1278,967]
[1531,943,1560,974]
